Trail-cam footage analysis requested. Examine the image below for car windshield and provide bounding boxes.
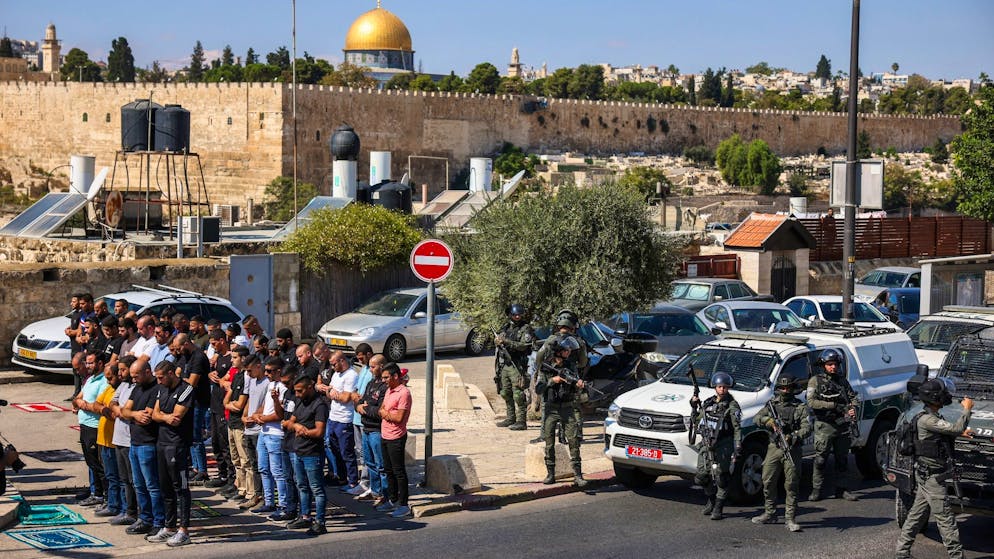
[97,297,144,313]
[671,283,711,301]
[859,271,909,287]
[663,347,777,392]
[942,337,994,387]
[906,320,988,351]
[355,292,419,317]
[534,322,608,347]
[632,313,711,336]
[820,302,888,322]
[731,308,802,331]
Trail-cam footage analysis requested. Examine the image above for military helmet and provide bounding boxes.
[556,309,579,329]
[508,303,527,317]
[818,348,843,366]
[551,334,580,353]
[709,372,734,388]
[775,374,801,394]
[918,378,954,406]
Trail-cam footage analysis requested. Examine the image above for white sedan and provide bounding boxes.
[783,295,901,331]
[697,301,804,333]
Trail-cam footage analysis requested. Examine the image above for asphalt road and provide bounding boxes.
[180,477,991,559]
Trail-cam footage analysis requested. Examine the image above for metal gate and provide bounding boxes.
[771,255,796,302]
[229,254,274,335]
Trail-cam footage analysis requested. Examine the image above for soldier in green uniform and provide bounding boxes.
[806,349,859,501]
[535,335,587,487]
[531,310,588,443]
[494,303,535,431]
[752,374,811,533]
[690,372,741,521]
[896,378,974,559]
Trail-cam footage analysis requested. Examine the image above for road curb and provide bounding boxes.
[413,470,616,518]
[0,370,60,385]
[0,482,24,531]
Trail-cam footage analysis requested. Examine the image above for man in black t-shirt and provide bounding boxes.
[122,356,165,536]
[287,376,329,535]
[205,331,235,490]
[171,333,213,485]
[65,293,83,400]
[149,359,194,547]
[101,316,125,368]
[224,349,258,504]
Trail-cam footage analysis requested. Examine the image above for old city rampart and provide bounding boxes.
[0,81,962,206]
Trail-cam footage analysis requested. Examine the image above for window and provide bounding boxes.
[665,347,778,392]
[411,297,428,317]
[315,130,321,142]
[785,299,804,316]
[778,352,814,388]
[105,113,111,123]
[436,296,453,315]
[671,283,711,301]
[713,284,730,300]
[204,304,241,324]
[356,292,419,317]
[605,314,629,334]
[800,300,818,320]
[906,273,921,288]
[82,112,88,122]
[226,116,233,125]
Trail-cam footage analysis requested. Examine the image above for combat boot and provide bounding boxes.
[808,489,821,502]
[702,497,715,516]
[835,488,858,501]
[785,516,801,532]
[496,417,515,428]
[508,421,527,431]
[751,511,777,525]
[542,466,556,485]
[710,499,725,521]
[573,465,588,488]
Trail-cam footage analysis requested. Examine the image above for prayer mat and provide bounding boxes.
[191,500,222,519]
[5,527,110,550]
[11,402,70,413]
[68,425,81,431]
[22,449,86,462]
[18,504,87,526]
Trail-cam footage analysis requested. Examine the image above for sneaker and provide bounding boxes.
[205,478,228,489]
[390,505,412,518]
[74,490,92,501]
[371,497,387,508]
[166,531,191,547]
[345,484,365,496]
[356,490,378,502]
[239,496,262,510]
[252,504,277,514]
[190,472,209,486]
[145,527,176,543]
[306,522,327,536]
[269,510,295,522]
[111,514,137,526]
[79,496,104,507]
[375,500,397,513]
[287,517,312,530]
[146,524,164,537]
[95,507,119,517]
[125,520,152,535]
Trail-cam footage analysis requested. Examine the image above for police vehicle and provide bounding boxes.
[605,325,920,503]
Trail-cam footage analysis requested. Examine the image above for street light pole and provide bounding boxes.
[842,0,861,322]
[291,0,299,231]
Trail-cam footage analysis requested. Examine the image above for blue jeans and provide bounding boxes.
[100,445,122,514]
[129,445,164,526]
[191,405,209,475]
[361,430,387,496]
[323,422,341,479]
[257,434,288,509]
[291,453,326,524]
[327,420,358,485]
[282,449,298,515]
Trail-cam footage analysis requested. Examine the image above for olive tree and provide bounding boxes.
[443,182,682,331]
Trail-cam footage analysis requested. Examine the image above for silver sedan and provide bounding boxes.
[697,301,804,333]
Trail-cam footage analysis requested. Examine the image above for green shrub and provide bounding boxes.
[263,176,318,222]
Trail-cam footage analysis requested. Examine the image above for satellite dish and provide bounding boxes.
[104,191,124,228]
[500,170,526,198]
[87,167,109,201]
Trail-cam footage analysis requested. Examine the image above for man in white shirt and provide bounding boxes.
[239,357,270,510]
[129,316,157,358]
[324,351,359,492]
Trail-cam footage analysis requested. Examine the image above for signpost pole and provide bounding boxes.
[425,280,436,461]
[842,0,861,323]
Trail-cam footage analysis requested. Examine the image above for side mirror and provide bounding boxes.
[711,327,723,335]
[610,337,624,351]
[413,311,427,319]
[808,315,817,321]
[714,321,728,331]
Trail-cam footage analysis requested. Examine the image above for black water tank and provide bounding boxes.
[154,104,191,153]
[121,99,163,151]
[370,181,412,214]
[329,125,360,160]
[355,181,372,204]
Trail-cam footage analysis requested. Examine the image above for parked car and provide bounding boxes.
[854,266,921,299]
[903,305,994,373]
[607,326,920,501]
[871,287,921,330]
[602,304,716,363]
[316,288,485,362]
[667,278,775,311]
[697,301,804,333]
[12,285,245,375]
[783,295,900,331]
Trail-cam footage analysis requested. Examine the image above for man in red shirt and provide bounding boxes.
[377,362,413,519]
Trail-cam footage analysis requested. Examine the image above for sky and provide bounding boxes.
[2,0,992,81]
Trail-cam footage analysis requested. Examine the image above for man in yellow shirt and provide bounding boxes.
[93,363,124,518]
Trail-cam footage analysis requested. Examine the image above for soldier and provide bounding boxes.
[494,304,535,431]
[531,310,589,443]
[896,378,974,559]
[806,349,859,501]
[535,335,587,487]
[752,374,811,533]
[690,372,741,521]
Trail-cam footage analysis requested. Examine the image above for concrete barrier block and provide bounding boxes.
[425,454,482,495]
[443,382,474,410]
[405,433,417,462]
[434,364,457,389]
[524,442,572,480]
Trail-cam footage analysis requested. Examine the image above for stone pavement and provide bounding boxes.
[0,363,615,555]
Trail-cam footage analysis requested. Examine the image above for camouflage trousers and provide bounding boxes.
[761,444,803,518]
[896,470,963,559]
[812,420,851,494]
[695,437,735,502]
[499,364,527,423]
[542,402,581,469]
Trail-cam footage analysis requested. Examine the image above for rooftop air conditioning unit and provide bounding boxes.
[213,204,240,227]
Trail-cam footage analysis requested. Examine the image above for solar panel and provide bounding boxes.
[0,166,108,239]
[18,193,88,237]
[272,196,352,239]
[0,193,73,236]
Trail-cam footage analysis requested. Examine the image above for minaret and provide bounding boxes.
[41,23,61,79]
[507,47,522,78]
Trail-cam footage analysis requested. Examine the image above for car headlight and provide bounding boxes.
[642,352,670,363]
[355,327,378,337]
[607,402,621,420]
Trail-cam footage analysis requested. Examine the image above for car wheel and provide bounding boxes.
[464,329,486,356]
[613,463,656,490]
[729,438,766,505]
[856,417,895,480]
[385,335,407,362]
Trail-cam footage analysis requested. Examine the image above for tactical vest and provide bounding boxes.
[914,414,952,463]
[700,396,736,440]
[501,322,533,367]
[812,373,847,422]
[772,397,803,434]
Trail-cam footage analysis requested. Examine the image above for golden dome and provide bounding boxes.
[344,6,412,52]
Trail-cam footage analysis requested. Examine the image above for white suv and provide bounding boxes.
[604,326,920,503]
[904,305,994,374]
[12,285,244,375]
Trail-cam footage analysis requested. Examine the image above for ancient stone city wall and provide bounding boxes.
[0,81,962,206]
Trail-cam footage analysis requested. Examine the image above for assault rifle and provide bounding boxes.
[945,440,966,512]
[848,402,862,440]
[540,362,606,399]
[688,369,701,445]
[491,327,531,404]
[765,400,796,468]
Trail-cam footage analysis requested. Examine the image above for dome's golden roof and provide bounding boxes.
[344,7,412,52]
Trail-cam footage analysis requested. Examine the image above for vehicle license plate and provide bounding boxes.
[18,348,37,359]
[626,445,663,461]
[330,338,348,346]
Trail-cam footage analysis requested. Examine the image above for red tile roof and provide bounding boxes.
[723,213,788,249]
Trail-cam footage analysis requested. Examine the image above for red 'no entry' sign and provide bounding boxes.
[410,239,454,283]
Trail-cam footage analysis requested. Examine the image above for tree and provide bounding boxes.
[442,182,681,331]
[245,47,258,65]
[856,130,873,159]
[137,60,169,83]
[952,87,994,222]
[787,173,809,196]
[463,62,500,94]
[106,37,136,82]
[0,37,15,58]
[493,142,539,178]
[188,41,205,81]
[683,145,715,167]
[221,45,235,66]
[60,48,102,82]
[980,72,990,87]
[244,63,282,82]
[720,73,734,107]
[544,67,573,99]
[263,176,318,221]
[318,62,376,88]
[279,203,423,275]
[267,46,291,70]
[926,138,949,165]
[715,134,781,193]
[815,55,831,80]
[942,87,971,115]
[666,64,680,78]
[617,166,672,199]
[497,76,526,94]
[891,62,899,74]
[438,71,463,92]
[746,61,773,76]
[410,74,438,92]
[288,53,333,84]
[686,76,696,105]
[567,64,604,100]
